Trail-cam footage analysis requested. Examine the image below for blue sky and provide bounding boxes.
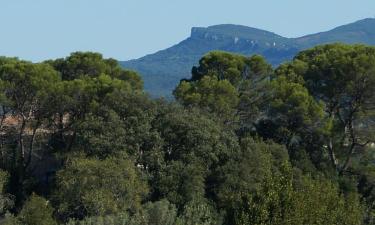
[0,0,374,62]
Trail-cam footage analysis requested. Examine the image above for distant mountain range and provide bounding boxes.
[120,18,375,97]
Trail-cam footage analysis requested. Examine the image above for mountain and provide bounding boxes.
[120,18,375,97]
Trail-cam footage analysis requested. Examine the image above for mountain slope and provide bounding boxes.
[120,18,375,97]
[294,18,375,48]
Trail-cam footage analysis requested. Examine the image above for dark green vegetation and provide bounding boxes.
[0,44,374,224]
[121,18,375,97]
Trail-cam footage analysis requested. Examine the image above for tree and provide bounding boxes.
[53,155,148,221]
[46,52,144,155]
[213,138,289,212]
[46,52,143,90]
[65,213,134,225]
[174,52,273,126]
[227,163,363,225]
[1,48,372,224]
[148,104,239,209]
[0,58,60,205]
[16,194,57,225]
[174,76,239,121]
[3,194,57,225]
[143,199,178,225]
[190,52,271,87]
[154,160,206,209]
[279,44,375,173]
[255,75,328,170]
[152,104,239,169]
[0,170,14,215]
[176,198,221,225]
[291,177,363,225]
[350,147,375,223]
[77,85,157,159]
[66,200,178,225]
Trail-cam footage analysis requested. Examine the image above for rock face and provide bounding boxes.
[120,18,375,98]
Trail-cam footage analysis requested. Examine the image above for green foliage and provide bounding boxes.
[174,76,239,119]
[47,52,143,90]
[291,177,363,225]
[3,213,20,225]
[66,200,178,225]
[65,213,134,225]
[191,51,252,85]
[143,199,178,225]
[53,156,148,221]
[153,105,239,167]
[279,43,375,173]
[14,194,56,225]
[227,164,363,225]
[176,198,221,225]
[75,86,157,159]
[257,75,326,144]
[174,52,272,125]
[65,199,219,225]
[0,170,14,215]
[295,44,375,113]
[0,60,60,121]
[0,46,374,224]
[214,138,289,210]
[150,105,239,208]
[255,75,328,170]
[351,148,375,223]
[231,163,294,225]
[0,58,61,205]
[155,160,206,209]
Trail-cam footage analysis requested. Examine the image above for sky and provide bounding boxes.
[0,0,374,62]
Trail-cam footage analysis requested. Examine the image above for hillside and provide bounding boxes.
[120,18,375,97]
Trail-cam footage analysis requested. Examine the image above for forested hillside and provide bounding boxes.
[0,44,374,224]
[121,18,375,97]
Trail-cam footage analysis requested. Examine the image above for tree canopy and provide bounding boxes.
[0,45,373,224]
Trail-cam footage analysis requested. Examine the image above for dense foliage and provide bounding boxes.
[0,44,374,224]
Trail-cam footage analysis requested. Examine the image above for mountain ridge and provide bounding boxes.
[120,18,375,97]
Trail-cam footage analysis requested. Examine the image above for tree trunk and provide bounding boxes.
[328,137,339,172]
